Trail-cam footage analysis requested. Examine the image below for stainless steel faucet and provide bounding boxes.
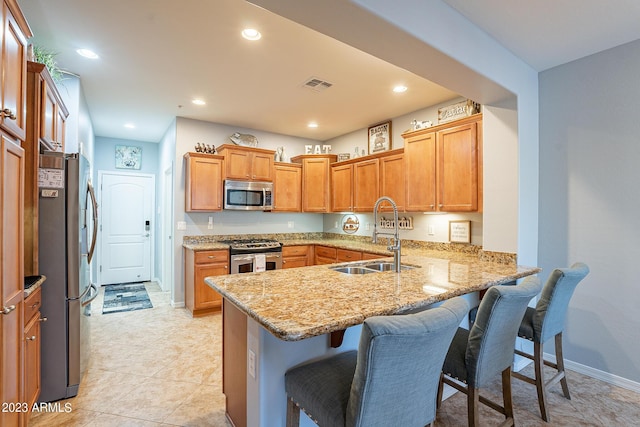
[373,196,401,273]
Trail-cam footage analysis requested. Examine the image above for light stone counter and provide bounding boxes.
[205,252,540,341]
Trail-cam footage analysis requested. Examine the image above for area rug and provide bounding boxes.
[102,283,153,314]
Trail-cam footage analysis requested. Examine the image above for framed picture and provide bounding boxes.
[368,121,392,154]
[115,145,142,170]
[449,220,471,244]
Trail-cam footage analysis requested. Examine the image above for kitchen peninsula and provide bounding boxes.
[204,240,540,427]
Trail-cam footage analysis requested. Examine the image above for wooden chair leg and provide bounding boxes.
[533,340,550,422]
[555,332,571,400]
[286,397,300,427]
[468,386,480,427]
[501,368,515,426]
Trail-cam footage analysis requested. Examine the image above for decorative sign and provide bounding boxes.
[438,100,481,124]
[368,121,392,154]
[337,153,351,162]
[377,216,414,230]
[304,144,332,154]
[342,214,360,234]
[115,145,142,169]
[449,220,471,244]
[38,168,65,188]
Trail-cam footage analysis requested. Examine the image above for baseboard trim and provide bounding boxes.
[171,300,185,308]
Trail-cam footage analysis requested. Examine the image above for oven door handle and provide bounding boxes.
[232,255,256,262]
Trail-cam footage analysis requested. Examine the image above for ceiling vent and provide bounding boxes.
[302,77,333,92]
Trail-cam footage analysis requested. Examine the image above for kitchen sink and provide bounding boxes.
[330,266,378,275]
[363,262,417,272]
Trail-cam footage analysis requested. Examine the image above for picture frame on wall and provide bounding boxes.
[449,220,471,244]
[115,145,142,170]
[368,121,392,154]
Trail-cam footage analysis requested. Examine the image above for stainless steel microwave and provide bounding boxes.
[224,180,273,210]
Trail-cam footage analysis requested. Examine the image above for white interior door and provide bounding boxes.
[99,172,155,285]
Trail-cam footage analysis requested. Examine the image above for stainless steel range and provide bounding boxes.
[219,238,283,274]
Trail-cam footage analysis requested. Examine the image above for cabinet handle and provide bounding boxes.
[26,335,37,341]
[1,108,16,120]
[208,255,216,259]
[224,265,228,269]
[39,317,48,322]
[430,204,435,209]
[1,305,16,315]
[32,302,40,309]
[439,204,443,208]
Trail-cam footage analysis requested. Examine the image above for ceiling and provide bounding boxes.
[18,0,640,144]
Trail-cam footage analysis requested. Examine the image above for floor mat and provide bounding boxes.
[102,283,153,314]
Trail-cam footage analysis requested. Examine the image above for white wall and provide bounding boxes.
[539,39,640,384]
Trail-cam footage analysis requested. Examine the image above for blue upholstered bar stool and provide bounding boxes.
[438,277,542,427]
[284,297,470,427]
[513,262,590,422]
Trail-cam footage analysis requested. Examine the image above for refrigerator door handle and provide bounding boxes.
[86,182,98,264]
[81,283,99,307]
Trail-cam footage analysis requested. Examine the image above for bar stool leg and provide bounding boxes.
[533,341,550,422]
[555,332,571,399]
[286,397,300,427]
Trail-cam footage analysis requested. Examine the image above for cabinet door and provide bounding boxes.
[336,248,362,262]
[0,5,28,140]
[405,131,436,211]
[331,163,353,212]
[251,152,273,181]
[437,122,478,211]
[302,158,330,212]
[41,81,56,146]
[273,164,301,212]
[1,134,25,427]
[24,314,41,410]
[225,150,252,180]
[185,154,223,211]
[379,153,405,212]
[55,104,66,151]
[353,159,379,212]
[194,263,226,310]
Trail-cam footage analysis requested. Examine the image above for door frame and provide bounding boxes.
[97,170,156,286]
[161,165,173,293]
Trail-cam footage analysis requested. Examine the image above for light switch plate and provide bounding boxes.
[248,350,256,379]
[177,221,186,230]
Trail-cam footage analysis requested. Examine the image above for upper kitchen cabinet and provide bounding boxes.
[184,152,224,212]
[353,158,379,212]
[23,62,69,276]
[273,162,302,212]
[403,114,482,212]
[217,144,274,181]
[292,154,337,213]
[0,0,31,141]
[379,151,405,212]
[330,163,353,212]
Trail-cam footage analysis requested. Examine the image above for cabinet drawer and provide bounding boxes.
[195,250,228,264]
[337,248,362,262]
[314,246,336,259]
[362,252,385,260]
[24,287,42,322]
[282,245,309,257]
[283,257,308,269]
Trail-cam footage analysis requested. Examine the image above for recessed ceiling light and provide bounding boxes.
[393,85,408,93]
[76,48,99,59]
[124,123,135,129]
[241,28,262,41]
[308,122,318,128]
[192,99,206,106]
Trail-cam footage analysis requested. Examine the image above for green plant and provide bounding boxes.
[32,45,64,82]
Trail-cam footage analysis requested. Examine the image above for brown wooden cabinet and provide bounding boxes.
[282,245,311,269]
[184,152,224,212]
[330,163,353,212]
[23,62,69,276]
[292,154,337,213]
[353,158,379,212]
[184,248,228,316]
[23,287,43,417]
[336,248,362,262]
[1,133,25,427]
[273,162,302,212]
[0,0,30,142]
[379,152,405,212]
[314,245,337,265]
[217,144,274,181]
[403,114,481,212]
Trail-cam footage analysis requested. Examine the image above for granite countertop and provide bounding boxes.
[205,252,540,341]
[24,275,46,298]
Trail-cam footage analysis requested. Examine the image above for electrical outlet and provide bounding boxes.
[334,221,339,228]
[248,350,256,379]
[208,216,213,230]
[428,225,435,235]
[365,223,370,231]
[287,221,294,229]
[177,221,186,230]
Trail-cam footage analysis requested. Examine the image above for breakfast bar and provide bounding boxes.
[205,250,540,427]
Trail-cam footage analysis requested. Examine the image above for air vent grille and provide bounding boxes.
[302,77,333,92]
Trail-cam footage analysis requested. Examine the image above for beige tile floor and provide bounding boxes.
[29,282,640,426]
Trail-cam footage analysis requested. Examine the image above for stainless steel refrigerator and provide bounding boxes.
[38,151,98,402]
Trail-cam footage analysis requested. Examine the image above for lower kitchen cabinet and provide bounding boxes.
[314,245,337,265]
[184,249,228,316]
[282,245,311,269]
[336,248,362,262]
[24,287,43,418]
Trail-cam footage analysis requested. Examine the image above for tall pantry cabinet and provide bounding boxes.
[1,0,31,426]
